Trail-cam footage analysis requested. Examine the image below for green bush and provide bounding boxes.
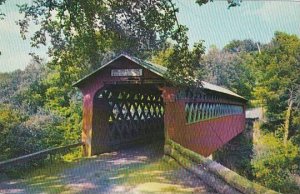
[252,133,299,193]
[0,104,23,160]
[0,105,65,160]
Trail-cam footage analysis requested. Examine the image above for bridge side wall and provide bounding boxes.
[162,87,246,157]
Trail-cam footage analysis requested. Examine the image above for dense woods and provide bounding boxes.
[0,0,299,192]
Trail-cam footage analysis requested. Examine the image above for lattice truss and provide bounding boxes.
[179,88,244,124]
[185,102,243,124]
[97,85,164,144]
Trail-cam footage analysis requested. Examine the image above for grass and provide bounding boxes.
[21,160,75,193]
[4,147,84,194]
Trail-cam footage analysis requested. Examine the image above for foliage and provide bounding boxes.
[251,32,300,133]
[195,0,243,9]
[17,0,178,66]
[213,128,253,178]
[202,45,256,100]
[0,60,47,113]
[252,132,299,193]
[150,46,174,67]
[0,104,23,160]
[223,39,260,53]
[164,26,205,86]
[195,0,212,6]
[0,60,81,160]
[0,105,64,160]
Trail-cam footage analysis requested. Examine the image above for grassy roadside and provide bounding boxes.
[3,148,84,193]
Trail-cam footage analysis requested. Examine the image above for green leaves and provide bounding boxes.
[195,0,243,9]
[195,0,212,6]
[252,32,300,130]
[164,26,205,86]
[17,0,178,66]
[202,45,256,101]
[252,133,299,192]
[227,0,242,9]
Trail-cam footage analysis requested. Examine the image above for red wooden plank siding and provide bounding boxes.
[163,88,246,157]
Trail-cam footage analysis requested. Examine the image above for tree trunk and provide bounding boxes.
[284,99,293,147]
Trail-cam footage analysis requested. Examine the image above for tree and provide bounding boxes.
[252,133,299,193]
[195,0,243,8]
[0,103,23,160]
[252,32,300,134]
[0,59,47,114]
[150,45,174,67]
[17,1,180,67]
[223,39,260,53]
[164,37,205,86]
[202,45,255,100]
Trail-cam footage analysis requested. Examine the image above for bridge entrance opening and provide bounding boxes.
[92,84,165,153]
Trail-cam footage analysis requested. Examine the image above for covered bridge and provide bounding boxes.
[73,54,247,157]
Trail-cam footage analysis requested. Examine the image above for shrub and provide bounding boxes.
[0,104,23,160]
[0,107,64,160]
[252,133,299,193]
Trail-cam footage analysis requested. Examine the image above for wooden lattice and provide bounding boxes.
[97,85,164,145]
[185,102,243,124]
[177,87,244,105]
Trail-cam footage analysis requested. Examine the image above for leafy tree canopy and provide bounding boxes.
[252,32,300,132]
[223,39,260,53]
[17,0,179,67]
[202,45,256,100]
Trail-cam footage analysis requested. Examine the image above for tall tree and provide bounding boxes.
[164,26,205,86]
[202,45,255,100]
[252,32,300,135]
[17,1,179,68]
[223,39,260,53]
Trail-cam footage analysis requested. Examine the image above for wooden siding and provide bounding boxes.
[162,87,245,157]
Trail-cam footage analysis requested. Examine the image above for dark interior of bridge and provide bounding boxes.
[93,84,165,152]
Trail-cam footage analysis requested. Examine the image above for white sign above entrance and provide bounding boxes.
[111,69,143,77]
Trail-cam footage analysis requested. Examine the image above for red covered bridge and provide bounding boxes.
[73,54,247,157]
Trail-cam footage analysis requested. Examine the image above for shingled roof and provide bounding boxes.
[73,54,246,100]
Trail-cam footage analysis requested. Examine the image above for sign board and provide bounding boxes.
[111,69,143,77]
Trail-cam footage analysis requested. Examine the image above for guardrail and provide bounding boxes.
[0,142,84,169]
[164,139,279,194]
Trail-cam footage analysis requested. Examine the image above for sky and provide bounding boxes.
[0,0,299,72]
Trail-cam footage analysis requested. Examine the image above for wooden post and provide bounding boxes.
[81,92,95,156]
